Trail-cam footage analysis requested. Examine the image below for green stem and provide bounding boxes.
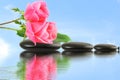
[22,34,26,41]
[0,26,18,31]
[0,18,20,25]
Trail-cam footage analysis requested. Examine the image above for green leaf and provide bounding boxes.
[54,33,71,42]
[20,25,25,28]
[20,15,25,20]
[12,8,20,12]
[12,8,24,15]
[14,20,22,25]
[17,27,26,37]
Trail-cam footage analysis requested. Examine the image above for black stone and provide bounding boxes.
[62,42,93,51]
[20,39,61,51]
[94,44,117,51]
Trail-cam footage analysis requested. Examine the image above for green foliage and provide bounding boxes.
[12,8,20,12]
[12,8,24,15]
[14,20,22,25]
[54,33,71,43]
[20,15,25,20]
[12,8,26,38]
[17,26,26,37]
[12,8,24,20]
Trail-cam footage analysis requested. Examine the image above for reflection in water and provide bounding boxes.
[17,58,26,80]
[16,50,119,80]
[17,50,71,80]
[26,55,56,80]
[94,50,117,57]
[0,66,18,80]
[56,55,70,73]
[17,51,58,80]
[62,51,93,59]
[20,51,59,60]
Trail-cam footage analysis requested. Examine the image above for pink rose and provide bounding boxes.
[26,56,56,80]
[24,1,49,22]
[26,21,57,44]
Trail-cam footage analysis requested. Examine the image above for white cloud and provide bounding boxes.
[0,38,10,65]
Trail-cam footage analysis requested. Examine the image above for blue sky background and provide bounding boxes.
[0,0,120,60]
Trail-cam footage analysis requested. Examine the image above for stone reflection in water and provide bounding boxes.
[17,50,59,80]
[94,50,117,57]
[62,51,93,59]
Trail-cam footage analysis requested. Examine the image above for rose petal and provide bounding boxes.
[24,1,49,22]
[24,4,39,21]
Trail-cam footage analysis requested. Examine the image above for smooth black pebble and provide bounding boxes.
[94,44,117,51]
[20,39,61,51]
[62,42,93,51]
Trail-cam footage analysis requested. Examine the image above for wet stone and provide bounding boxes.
[20,39,61,51]
[94,44,117,51]
[62,42,93,51]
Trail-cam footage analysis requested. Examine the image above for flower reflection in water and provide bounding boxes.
[17,51,57,80]
[26,55,56,80]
